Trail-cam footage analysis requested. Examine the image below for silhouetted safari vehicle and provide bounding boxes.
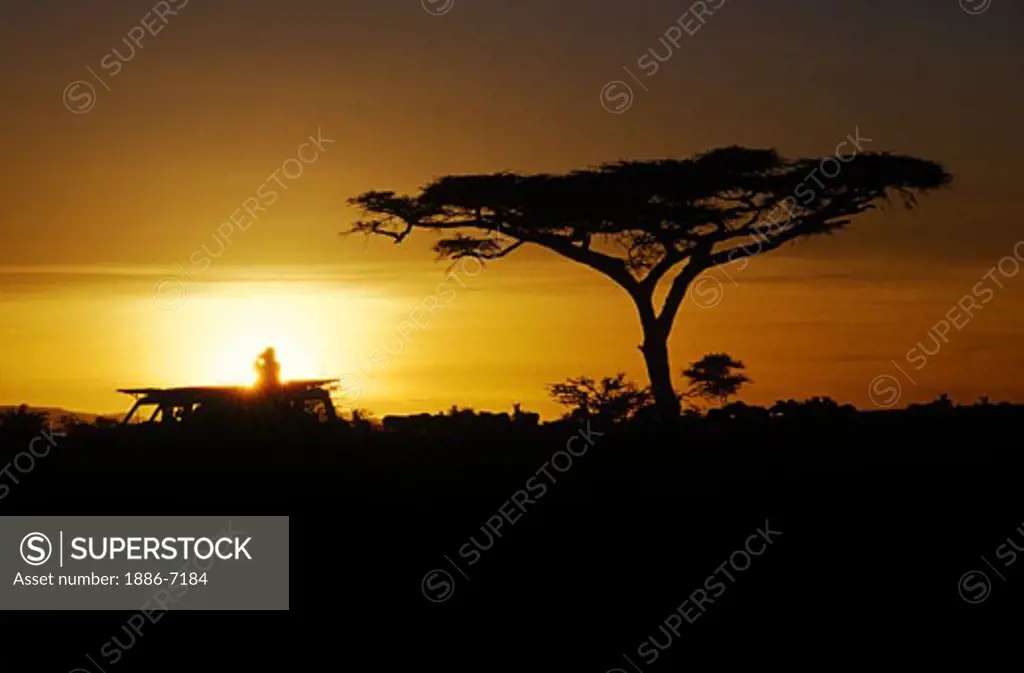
[118,379,340,426]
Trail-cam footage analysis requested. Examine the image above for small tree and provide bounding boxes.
[682,354,751,407]
[548,373,653,424]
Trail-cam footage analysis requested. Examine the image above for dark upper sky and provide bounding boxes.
[0,0,1021,266]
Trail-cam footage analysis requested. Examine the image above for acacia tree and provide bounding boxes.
[347,147,950,418]
[548,373,654,424]
[682,353,751,407]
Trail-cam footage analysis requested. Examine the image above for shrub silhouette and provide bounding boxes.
[682,353,751,407]
[548,373,654,424]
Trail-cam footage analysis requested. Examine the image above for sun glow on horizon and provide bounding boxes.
[182,289,341,387]
[205,340,322,386]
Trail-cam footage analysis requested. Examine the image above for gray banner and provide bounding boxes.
[0,516,288,610]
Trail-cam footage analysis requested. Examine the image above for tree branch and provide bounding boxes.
[655,243,713,333]
[640,249,686,292]
[514,228,641,293]
[437,236,525,262]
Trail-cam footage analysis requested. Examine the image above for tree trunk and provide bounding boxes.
[640,328,680,420]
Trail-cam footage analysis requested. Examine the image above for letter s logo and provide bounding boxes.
[20,532,52,566]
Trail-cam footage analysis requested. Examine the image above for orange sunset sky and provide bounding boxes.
[1,0,1022,418]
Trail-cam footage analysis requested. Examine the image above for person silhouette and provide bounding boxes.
[254,347,282,389]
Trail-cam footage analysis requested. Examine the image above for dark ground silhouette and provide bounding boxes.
[1,396,1021,670]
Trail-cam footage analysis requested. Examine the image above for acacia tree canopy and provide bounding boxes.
[347,146,951,418]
